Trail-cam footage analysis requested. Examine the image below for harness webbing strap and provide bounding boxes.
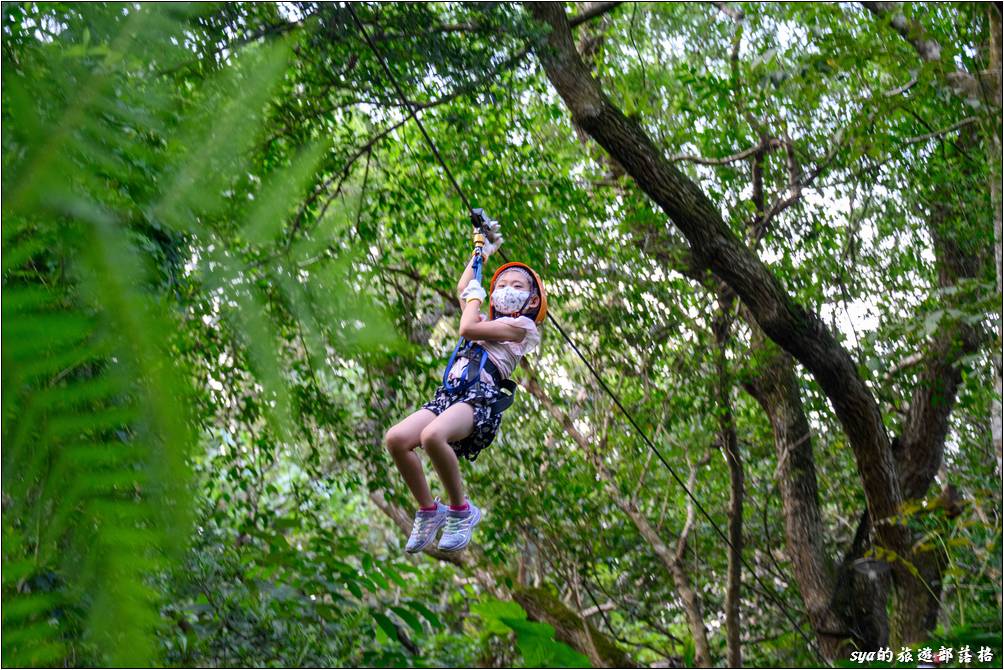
[442,340,488,394]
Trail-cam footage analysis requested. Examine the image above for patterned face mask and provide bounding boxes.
[491,286,532,315]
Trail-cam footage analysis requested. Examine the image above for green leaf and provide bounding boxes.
[404,600,442,629]
[389,606,423,635]
[500,617,592,668]
[381,564,409,589]
[471,597,527,635]
[371,612,398,642]
[345,580,363,599]
[366,569,389,591]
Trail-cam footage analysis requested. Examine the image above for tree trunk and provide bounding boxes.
[713,307,743,668]
[830,511,892,648]
[987,3,1003,479]
[887,151,989,642]
[866,0,1001,493]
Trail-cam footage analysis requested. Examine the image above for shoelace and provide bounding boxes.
[443,514,469,535]
[411,514,437,536]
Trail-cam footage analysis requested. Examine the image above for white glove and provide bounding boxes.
[473,217,502,258]
[460,278,487,304]
[482,218,502,243]
[482,233,504,259]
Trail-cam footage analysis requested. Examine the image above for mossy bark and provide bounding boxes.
[512,585,637,669]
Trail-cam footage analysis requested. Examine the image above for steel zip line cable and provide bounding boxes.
[345,4,825,662]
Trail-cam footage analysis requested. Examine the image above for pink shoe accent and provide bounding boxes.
[449,502,470,512]
[420,503,438,512]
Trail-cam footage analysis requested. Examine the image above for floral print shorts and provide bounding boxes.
[422,380,504,462]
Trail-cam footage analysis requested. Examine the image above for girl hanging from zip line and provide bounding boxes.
[383,216,548,553]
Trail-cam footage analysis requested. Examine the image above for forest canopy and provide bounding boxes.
[2,2,1002,668]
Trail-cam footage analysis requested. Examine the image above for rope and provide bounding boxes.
[345,4,825,662]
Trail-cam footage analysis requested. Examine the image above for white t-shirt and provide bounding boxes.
[448,315,540,384]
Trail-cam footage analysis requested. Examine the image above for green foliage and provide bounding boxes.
[3,6,206,663]
[161,509,442,667]
[1,3,390,666]
[3,2,1001,668]
[472,598,592,668]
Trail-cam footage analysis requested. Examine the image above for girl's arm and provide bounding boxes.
[455,254,477,312]
[456,224,519,340]
[458,298,527,342]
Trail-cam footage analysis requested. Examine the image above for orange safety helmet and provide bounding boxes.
[488,262,548,325]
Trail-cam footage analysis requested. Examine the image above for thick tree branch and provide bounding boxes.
[569,2,624,28]
[904,116,979,145]
[524,3,912,588]
[862,2,943,62]
[885,352,925,379]
[512,585,638,668]
[897,191,988,502]
[861,2,994,103]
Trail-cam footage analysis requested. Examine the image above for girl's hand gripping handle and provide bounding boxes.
[460,278,487,305]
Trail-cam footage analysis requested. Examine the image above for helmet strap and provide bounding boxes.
[508,293,534,318]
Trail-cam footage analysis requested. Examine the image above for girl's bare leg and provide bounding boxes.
[419,403,475,507]
[384,409,438,508]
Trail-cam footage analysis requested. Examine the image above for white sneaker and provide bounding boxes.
[437,500,482,552]
[405,499,448,553]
